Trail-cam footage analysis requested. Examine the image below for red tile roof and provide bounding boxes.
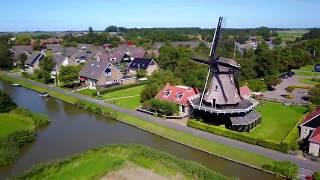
[309,127,320,144]
[301,108,320,124]
[240,86,252,98]
[155,84,199,106]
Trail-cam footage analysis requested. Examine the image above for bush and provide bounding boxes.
[136,69,147,78]
[246,79,267,92]
[262,161,298,179]
[75,100,117,120]
[313,171,320,180]
[187,120,292,153]
[142,99,179,116]
[0,90,17,113]
[310,84,320,105]
[285,86,295,93]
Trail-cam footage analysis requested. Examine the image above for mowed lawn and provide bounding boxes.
[102,85,145,109]
[293,65,320,77]
[249,102,308,143]
[0,113,34,139]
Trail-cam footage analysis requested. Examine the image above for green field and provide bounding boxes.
[251,102,308,143]
[77,88,97,96]
[0,108,49,165]
[293,65,320,77]
[299,78,320,85]
[102,85,144,109]
[19,145,230,180]
[277,30,307,41]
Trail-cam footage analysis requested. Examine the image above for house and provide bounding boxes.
[128,58,159,76]
[155,84,199,115]
[50,54,76,79]
[10,45,33,63]
[79,61,123,89]
[25,50,46,72]
[46,44,62,54]
[299,108,320,156]
[96,44,145,64]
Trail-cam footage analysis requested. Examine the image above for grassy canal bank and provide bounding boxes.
[18,144,232,179]
[0,108,49,165]
[0,73,278,172]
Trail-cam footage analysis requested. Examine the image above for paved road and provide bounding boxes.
[5,73,320,176]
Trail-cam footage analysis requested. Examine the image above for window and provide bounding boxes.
[105,67,111,76]
[91,63,94,66]
[176,93,183,100]
[164,90,170,97]
[215,85,218,90]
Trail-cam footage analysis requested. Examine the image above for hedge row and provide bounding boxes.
[97,82,146,96]
[187,120,293,153]
[75,100,117,120]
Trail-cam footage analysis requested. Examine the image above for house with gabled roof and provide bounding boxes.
[299,108,320,156]
[50,54,76,79]
[79,61,123,89]
[10,45,33,65]
[155,83,199,115]
[128,58,159,76]
[25,50,46,72]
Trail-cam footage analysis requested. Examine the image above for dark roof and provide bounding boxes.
[230,111,261,126]
[64,47,78,57]
[79,61,110,80]
[52,54,65,71]
[128,58,153,70]
[98,44,145,63]
[25,51,45,65]
[46,44,62,53]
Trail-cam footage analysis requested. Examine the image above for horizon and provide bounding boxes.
[0,0,319,32]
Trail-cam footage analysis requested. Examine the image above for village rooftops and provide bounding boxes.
[11,45,33,55]
[128,58,156,70]
[52,54,66,71]
[46,44,62,53]
[301,108,320,125]
[155,84,199,107]
[25,51,45,65]
[79,61,110,80]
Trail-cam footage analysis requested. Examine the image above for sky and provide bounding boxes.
[0,0,319,32]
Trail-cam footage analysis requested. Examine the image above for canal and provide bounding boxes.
[0,81,275,179]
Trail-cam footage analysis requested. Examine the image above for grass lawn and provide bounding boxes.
[19,144,230,180]
[293,65,320,77]
[77,88,97,96]
[0,113,34,139]
[251,102,308,143]
[102,85,144,109]
[299,78,320,85]
[277,30,307,41]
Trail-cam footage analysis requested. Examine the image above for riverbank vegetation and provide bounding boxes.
[0,91,49,165]
[188,102,308,152]
[18,144,232,180]
[262,160,298,179]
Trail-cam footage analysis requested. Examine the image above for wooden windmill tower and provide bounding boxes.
[188,17,261,132]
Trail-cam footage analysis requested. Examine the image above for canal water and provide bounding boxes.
[0,81,275,179]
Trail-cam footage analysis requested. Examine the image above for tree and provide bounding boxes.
[88,26,94,35]
[309,84,320,105]
[15,35,31,45]
[58,65,81,86]
[136,69,146,78]
[18,53,28,68]
[0,44,12,69]
[34,53,55,83]
[0,90,16,113]
[105,26,118,32]
[158,45,191,71]
[32,39,41,51]
[256,27,270,40]
[301,28,320,40]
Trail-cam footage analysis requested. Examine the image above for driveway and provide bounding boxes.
[263,75,312,105]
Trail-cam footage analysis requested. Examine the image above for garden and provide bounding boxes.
[188,102,308,152]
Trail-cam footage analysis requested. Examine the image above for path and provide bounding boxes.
[5,73,320,177]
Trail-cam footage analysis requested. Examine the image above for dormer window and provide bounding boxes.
[176,93,183,100]
[164,90,170,97]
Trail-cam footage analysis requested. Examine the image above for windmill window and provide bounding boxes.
[176,93,183,100]
[164,90,170,97]
[215,85,218,90]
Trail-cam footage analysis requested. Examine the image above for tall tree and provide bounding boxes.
[58,65,80,86]
[0,90,16,113]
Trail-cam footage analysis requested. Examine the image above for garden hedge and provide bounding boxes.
[187,120,294,153]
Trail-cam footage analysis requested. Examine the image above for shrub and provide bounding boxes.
[246,79,267,92]
[136,69,147,78]
[285,86,295,93]
[310,84,320,105]
[142,99,178,116]
[0,90,16,113]
[187,120,292,153]
[262,161,298,179]
[313,171,320,180]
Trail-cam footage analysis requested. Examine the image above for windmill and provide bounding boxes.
[191,17,241,107]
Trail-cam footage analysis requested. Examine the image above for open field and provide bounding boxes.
[252,102,308,143]
[277,30,308,41]
[18,144,230,180]
[299,78,320,85]
[0,113,34,139]
[102,85,144,109]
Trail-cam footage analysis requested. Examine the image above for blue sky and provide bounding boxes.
[0,0,319,31]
